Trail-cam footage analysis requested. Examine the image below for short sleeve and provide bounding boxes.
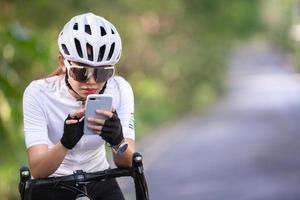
[115,77,135,140]
[23,82,48,148]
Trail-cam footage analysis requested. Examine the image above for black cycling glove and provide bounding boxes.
[101,111,124,146]
[60,115,84,149]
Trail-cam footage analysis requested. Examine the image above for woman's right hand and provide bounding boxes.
[28,109,84,177]
[60,109,85,149]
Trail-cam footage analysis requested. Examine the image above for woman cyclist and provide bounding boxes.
[23,12,135,200]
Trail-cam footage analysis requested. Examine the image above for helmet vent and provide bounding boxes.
[100,26,106,36]
[61,44,70,55]
[73,23,78,30]
[107,42,115,60]
[75,38,83,58]
[86,43,93,61]
[85,25,91,35]
[111,29,115,34]
[98,45,106,61]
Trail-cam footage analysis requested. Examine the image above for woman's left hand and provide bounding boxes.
[87,109,124,146]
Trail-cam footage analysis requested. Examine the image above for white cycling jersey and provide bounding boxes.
[23,75,135,176]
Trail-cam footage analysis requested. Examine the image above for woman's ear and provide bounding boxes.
[58,54,66,72]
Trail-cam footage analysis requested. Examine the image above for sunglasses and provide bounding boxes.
[64,60,114,83]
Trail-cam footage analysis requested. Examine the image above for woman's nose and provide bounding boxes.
[86,74,97,84]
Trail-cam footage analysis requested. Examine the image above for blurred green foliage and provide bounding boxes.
[259,1,294,49]
[0,0,263,198]
[264,0,300,70]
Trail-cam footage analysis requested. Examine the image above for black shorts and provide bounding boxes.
[30,178,125,200]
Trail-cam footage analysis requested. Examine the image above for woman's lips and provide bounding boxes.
[82,89,98,94]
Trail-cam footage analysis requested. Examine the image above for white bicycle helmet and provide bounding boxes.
[58,12,122,66]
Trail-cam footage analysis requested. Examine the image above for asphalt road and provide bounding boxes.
[121,43,300,200]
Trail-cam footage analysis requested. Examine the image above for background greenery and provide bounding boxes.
[0,0,296,199]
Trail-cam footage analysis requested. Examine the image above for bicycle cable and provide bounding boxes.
[51,175,93,200]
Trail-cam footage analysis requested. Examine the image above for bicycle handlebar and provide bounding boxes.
[19,152,149,200]
[27,167,133,187]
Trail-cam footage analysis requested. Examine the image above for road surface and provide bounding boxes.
[121,42,300,200]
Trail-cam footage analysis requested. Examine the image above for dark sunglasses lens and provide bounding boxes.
[69,68,88,82]
[94,68,114,82]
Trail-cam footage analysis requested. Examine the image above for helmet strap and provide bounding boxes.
[99,81,107,94]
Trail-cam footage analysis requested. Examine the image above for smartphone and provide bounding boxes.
[84,94,113,135]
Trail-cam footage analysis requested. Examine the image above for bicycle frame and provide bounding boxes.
[19,152,149,200]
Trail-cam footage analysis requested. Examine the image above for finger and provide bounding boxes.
[88,124,103,132]
[112,107,116,112]
[69,108,85,118]
[65,119,79,124]
[96,110,113,118]
[87,117,105,125]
